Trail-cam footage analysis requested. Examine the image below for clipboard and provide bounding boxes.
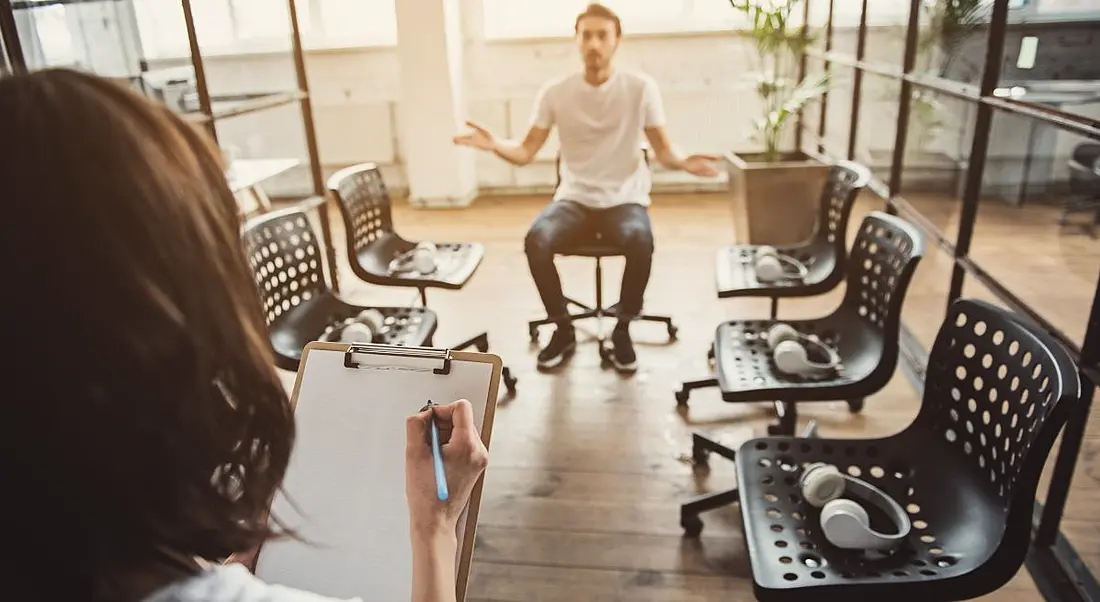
[253,341,501,601]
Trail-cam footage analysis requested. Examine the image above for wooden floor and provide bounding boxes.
[277,191,1100,601]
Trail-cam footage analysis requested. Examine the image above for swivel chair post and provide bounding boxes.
[527,252,678,361]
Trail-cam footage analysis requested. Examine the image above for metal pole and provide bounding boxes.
[0,0,27,74]
[1036,267,1100,546]
[180,0,216,142]
[846,0,868,161]
[816,0,833,154]
[286,0,338,293]
[887,0,923,202]
[795,0,810,152]
[945,0,1010,306]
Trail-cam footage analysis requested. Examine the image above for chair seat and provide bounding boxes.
[355,242,484,290]
[713,316,886,402]
[715,242,838,298]
[268,292,437,371]
[553,230,622,258]
[735,434,1009,601]
[563,244,621,257]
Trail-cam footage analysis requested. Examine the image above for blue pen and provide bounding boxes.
[426,400,449,501]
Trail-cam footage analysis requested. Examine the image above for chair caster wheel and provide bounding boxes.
[848,399,864,413]
[675,389,690,406]
[668,324,679,340]
[600,350,613,367]
[503,368,518,394]
[681,514,704,537]
[692,446,709,466]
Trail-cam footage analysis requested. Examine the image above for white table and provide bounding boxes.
[227,158,301,215]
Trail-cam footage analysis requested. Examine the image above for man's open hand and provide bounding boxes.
[453,121,496,152]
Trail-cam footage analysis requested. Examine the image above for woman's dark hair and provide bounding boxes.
[0,69,295,600]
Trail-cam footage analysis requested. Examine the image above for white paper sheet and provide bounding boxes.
[254,346,495,601]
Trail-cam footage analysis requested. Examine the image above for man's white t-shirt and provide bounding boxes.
[531,70,667,210]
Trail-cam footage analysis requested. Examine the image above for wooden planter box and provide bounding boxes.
[725,150,830,245]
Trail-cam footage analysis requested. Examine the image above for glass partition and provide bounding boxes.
[822,64,855,155]
[851,71,902,183]
[968,111,1100,348]
[862,0,910,71]
[898,86,976,241]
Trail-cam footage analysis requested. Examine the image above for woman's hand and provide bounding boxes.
[405,399,489,538]
[406,400,488,602]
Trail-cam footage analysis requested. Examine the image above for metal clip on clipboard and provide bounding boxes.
[343,343,453,375]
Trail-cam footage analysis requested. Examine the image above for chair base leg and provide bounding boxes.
[767,401,798,436]
[681,488,740,537]
[450,332,518,395]
[681,421,821,537]
[681,431,740,538]
[527,302,678,348]
[676,377,718,406]
[452,332,490,353]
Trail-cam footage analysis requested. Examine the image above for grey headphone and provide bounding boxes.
[766,324,841,377]
[754,246,809,282]
[800,463,911,551]
[387,241,439,275]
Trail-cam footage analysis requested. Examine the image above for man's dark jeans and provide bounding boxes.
[524,200,654,326]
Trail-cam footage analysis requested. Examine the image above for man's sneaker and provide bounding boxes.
[610,325,637,373]
[537,326,576,370]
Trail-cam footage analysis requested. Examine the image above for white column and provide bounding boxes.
[394,0,479,207]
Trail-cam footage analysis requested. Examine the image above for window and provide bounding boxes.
[481,0,748,40]
[480,0,918,40]
[132,0,397,60]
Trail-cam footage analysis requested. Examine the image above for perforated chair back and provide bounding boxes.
[831,211,924,390]
[905,298,1079,594]
[327,163,409,282]
[809,160,871,270]
[242,207,329,331]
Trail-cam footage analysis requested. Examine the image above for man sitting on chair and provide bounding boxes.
[453,3,719,373]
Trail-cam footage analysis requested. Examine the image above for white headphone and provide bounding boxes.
[800,463,911,551]
[766,324,841,377]
[754,246,809,283]
[387,241,438,276]
[320,309,386,344]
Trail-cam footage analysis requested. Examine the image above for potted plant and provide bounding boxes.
[725,0,831,245]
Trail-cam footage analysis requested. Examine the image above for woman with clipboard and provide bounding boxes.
[0,68,488,602]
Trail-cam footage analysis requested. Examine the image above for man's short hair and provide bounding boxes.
[575,3,622,37]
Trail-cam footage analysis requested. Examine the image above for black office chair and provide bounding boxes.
[327,163,517,393]
[715,161,872,318]
[677,211,925,434]
[242,207,437,371]
[682,298,1080,602]
[526,150,677,365]
[1058,142,1100,238]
